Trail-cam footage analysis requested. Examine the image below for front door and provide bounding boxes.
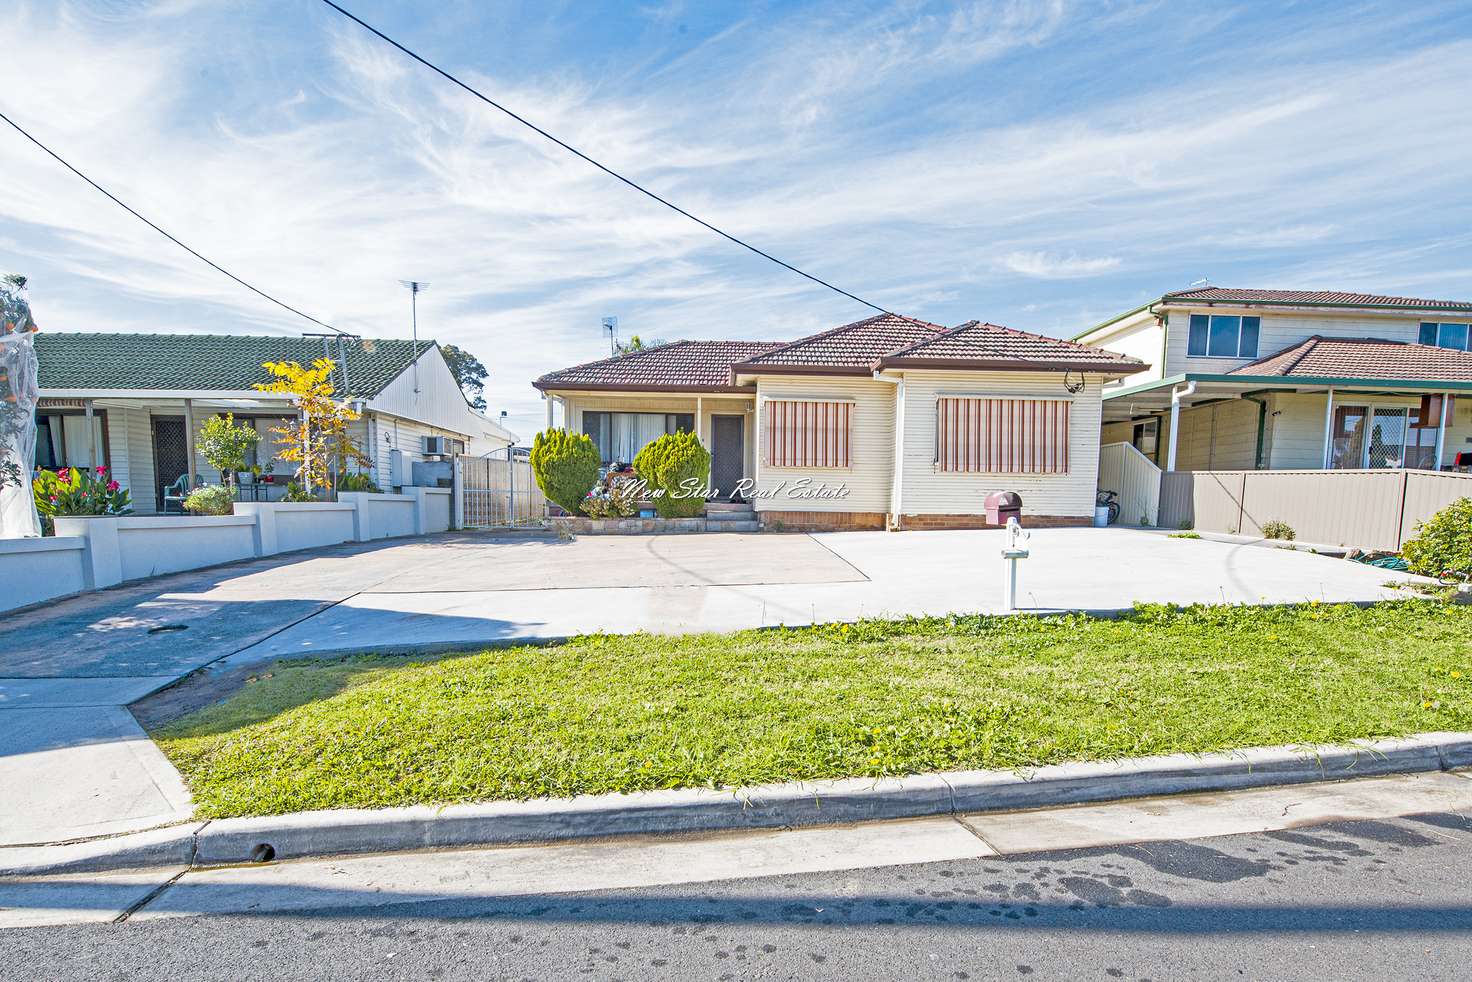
[711,414,745,500]
[152,416,189,510]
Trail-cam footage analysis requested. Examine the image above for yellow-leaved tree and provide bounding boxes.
[254,359,370,499]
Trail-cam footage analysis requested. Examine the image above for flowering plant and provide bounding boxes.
[33,466,132,523]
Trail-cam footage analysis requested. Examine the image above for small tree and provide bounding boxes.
[634,431,710,518]
[530,428,600,515]
[254,359,370,498]
[196,413,259,487]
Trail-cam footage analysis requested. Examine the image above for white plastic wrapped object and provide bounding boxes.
[0,279,40,538]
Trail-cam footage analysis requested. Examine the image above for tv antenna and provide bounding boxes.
[399,280,430,395]
[602,315,619,355]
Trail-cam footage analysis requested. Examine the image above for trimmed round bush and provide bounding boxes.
[530,428,600,515]
[1402,496,1472,581]
[634,430,710,518]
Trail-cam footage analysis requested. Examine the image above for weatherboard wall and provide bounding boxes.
[896,370,1103,519]
[752,375,896,515]
[1159,308,1430,377]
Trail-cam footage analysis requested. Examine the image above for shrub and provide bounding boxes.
[335,471,382,493]
[581,475,639,518]
[282,481,319,503]
[183,484,235,516]
[1260,520,1295,541]
[530,429,600,515]
[1402,497,1472,581]
[634,431,710,518]
[33,466,132,521]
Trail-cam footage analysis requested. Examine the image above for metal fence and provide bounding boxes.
[1159,468,1472,550]
[1098,442,1162,527]
[455,452,547,529]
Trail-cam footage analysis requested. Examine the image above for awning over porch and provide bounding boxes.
[1102,373,1472,473]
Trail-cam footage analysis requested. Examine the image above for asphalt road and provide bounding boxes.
[5,811,1470,981]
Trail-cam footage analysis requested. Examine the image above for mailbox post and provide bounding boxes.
[1000,517,1030,611]
[985,492,1028,611]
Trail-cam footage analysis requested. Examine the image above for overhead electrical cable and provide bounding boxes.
[317,0,894,316]
[0,108,349,336]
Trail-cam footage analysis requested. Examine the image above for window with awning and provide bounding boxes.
[935,397,1070,473]
[763,399,852,468]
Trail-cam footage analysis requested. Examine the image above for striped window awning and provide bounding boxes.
[764,399,852,468]
[936,397,1070,473]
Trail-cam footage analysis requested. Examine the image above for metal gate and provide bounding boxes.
[456,451,547,528]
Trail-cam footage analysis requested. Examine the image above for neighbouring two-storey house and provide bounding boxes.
[1079,287,1472,475]
[534,314,1144,530]
[36,333,515,512]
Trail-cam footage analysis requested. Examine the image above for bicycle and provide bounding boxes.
[1096,489,1121,526]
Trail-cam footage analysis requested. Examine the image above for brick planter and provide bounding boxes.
[552,516,708,535]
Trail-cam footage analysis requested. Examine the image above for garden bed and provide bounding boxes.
[151,601,1472,819]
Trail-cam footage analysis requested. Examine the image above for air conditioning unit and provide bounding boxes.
[423,435,449,456]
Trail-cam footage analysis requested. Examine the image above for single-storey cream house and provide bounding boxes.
[36,332,515,512]
[1078,287,1472,474]
[534,314,1145,530]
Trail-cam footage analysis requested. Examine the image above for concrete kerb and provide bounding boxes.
[4,732,1469,878]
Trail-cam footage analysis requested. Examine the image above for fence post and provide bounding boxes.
[54,516,123,589]
[452,456,465,531]
[234,502,278,557]
[1396,470,1410,551]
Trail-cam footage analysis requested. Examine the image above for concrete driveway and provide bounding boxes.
[0,527,1417,847]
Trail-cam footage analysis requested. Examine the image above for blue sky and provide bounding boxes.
[4,0,1472,436]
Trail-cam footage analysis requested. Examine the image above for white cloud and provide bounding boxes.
[1000,251,1123,278]
[3,1,1472,431]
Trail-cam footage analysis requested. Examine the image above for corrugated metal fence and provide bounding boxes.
[455,452,547,528]
[1159,468,1472,550]
[1097,442,1161,526]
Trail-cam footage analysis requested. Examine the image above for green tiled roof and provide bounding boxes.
[36,332,431,398]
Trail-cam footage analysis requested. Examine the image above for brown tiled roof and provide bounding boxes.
[1164,287,1472,312]
[878,320,1147,371]
[533,340,782,391]
[1228,336,1472,381]
[538,314,1144,391]
[735,314,947,370]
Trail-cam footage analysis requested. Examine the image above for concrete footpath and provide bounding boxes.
[0,527,1425,848]
[3,768,1470,930]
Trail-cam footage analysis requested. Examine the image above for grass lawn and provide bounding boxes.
[153,601,1472,818]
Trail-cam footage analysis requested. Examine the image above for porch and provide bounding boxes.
[543,390,758,494]
[1101,375,1472,476]
[37,394,299,514]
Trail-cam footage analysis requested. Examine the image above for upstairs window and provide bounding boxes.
[1420,322,1471,351]
[1187,314,1260,358]
[764,399,852,468]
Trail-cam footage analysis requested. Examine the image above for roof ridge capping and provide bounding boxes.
[876,320,1146,371]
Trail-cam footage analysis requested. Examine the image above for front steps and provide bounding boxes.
[704,500,760,533]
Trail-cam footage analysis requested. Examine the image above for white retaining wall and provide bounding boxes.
[0,536,88,614]
[6,489,453,609]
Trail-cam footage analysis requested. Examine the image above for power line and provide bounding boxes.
[318,0,893,316]
[0,109,349,336]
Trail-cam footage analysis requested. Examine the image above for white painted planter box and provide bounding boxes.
[9,488,455,601]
